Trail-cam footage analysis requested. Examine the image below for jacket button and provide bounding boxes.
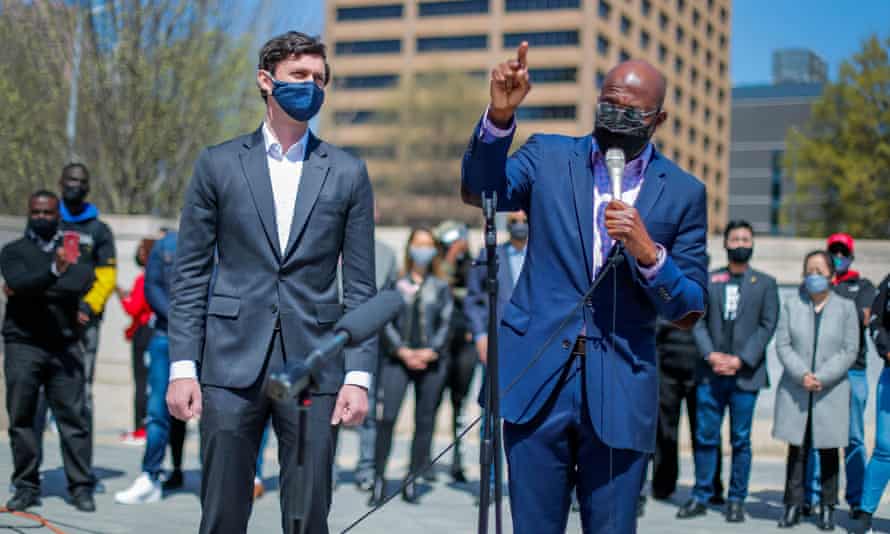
[562,339,571,349]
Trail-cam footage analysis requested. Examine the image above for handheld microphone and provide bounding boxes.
[605,148,625,202]
[266,290,403,400]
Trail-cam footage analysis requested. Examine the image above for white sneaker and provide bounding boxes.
[114,473,161,504]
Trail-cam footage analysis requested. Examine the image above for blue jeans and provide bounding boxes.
[355,375,377,480]
[142,333,170,477]
[862,368,890,514]
[692,377,758,503]
[805,369,869,507]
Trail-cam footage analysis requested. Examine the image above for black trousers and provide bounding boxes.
[4,341,93,493]
[652,365,723,499]
[783,415,839,506]
[169,417,187,470]
[445,334,477,471]
[130,325,153,429]
[374,354,448,478]
[199,331,338,534]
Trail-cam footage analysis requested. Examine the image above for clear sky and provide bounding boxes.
[244,0,888,88]
[731,0,890,86]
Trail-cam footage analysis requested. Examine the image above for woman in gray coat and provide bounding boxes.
[773,250,859,530]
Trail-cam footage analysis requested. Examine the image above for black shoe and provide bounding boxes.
[849,507,863,520]
[676,499,707,519]
[709,494,726,506]
[6,489,40,511]
[162,469,184,491]
[858,511,874,533]
[817,505,835,531]
[637,495,646,518]
[725,500,745,522]
[367,476,386,507]
[71,490,95,513]
[451,467,467,484]
[802,503,815,517]
[777,505,801,528]
[421,470,437,483]
[401,478,419,504]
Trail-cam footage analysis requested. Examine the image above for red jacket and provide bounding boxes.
[120,273,152,340]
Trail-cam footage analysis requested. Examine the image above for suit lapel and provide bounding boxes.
[635,150,667,222]
[283,133,330,260]
[239,128,281,260]
[569,137,594,278]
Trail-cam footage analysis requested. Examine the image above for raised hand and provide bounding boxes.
[488,42,531,128]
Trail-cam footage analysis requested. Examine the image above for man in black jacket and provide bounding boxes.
[1,191,96,512]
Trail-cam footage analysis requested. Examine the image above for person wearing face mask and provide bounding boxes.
[680,220,779,522]
[368,227,454,507]
[56,163,117,436]
[167,32,376,534]
[773,251,859,530]
[461,46,708,533]
[1,191,96,513]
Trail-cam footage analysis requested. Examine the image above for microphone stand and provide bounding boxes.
[477,191,503,534]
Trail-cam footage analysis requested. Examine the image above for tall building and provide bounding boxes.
[772,48,828,85]
[325,0,732,232]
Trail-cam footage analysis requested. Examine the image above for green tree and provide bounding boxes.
[785,35,890,238]
[0,0,264,216]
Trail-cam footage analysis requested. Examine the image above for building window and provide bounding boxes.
[333,110,398,125]
[674,57,683,74]
[687,157,695,172]
[620,49,630,62]
[704,78,712,94]
[719,33,727,49]
[675,26,685,44]
[419,0,489,16]
[337,4,403,21]
[415,70,486,85]
[676,0,685,12]
[703,135,711,152]
[659,11,669,30]
[505,0,580,11]
[702,164,709,180]
[719,61,727,77]
[641,0,651,17]
[335,39,402,55]
[417,35,487,52]
[715,171,722,187]
[334,74,400,90]
[688,127,696,144]
[658,43,667,63]
[673,118,681,134]
[720,6,727,23]
[691,38,699,56]
[504,30,579,48]
[342,145,397,160]
[595,70,605,88]
[529,67,578,83]
[517,105,576,120]
[717,115,724,130]
[705,50,713,66]
[674,86,682,104]
[707,0,714,10]
[597,36,610,56]
[706,22,714,38]
[704,107,711,123]
[620,15,632,35]
[718,88,725,102]
[716,143,724,157]
[689,96,697,113]
[692,8,700,26]
[690,67,698,85]
[673,149,681,161]
[599,0,611,19]
[639,30,650,49]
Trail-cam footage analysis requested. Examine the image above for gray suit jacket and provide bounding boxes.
[693,266,780,391]
[169,128,377,393]
[773,289,859,448]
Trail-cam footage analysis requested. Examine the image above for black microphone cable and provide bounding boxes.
[340,248,627,533]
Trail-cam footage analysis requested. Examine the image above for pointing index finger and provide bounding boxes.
[517,41,529,68]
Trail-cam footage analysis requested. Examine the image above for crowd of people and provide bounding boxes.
[1,163,889,533]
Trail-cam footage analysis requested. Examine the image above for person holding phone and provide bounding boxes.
[1,191,96,512]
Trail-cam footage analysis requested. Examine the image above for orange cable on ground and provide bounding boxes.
[0,507,68,534]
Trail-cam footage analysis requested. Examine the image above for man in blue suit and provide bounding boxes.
[461,43,708,533]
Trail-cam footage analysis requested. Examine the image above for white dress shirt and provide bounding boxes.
[171,123,371,390]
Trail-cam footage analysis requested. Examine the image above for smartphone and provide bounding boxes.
[63,231,81,263]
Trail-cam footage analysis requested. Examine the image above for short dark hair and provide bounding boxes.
[257,32,330,100]
[723,219,754,241]
[61,162,90,181]
[30,189,58,203]
[803,249,835,277]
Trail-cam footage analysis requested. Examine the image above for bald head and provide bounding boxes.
[601,60,667,111]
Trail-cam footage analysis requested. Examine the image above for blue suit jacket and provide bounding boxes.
[461,122,708,452]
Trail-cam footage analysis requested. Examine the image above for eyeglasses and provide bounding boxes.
[595,101,660,131]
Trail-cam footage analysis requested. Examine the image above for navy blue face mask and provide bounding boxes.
[264,71,325,122]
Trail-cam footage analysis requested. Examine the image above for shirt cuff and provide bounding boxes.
[637,243,667,281]
[170,360,198,381]
[344,371,372,390]
[479,107,516,143]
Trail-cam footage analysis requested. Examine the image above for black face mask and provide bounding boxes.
[593,122,654,160]
[62,184,88,206]
[727,246,753,264]
[28,217,59,241]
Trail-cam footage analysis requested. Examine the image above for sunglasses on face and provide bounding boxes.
[595,101,660,131]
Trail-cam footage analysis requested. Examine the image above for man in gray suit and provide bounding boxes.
[678,220,779,523]
[166,32,376,534]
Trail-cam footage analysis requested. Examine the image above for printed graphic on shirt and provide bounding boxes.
[724,283,741,321]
